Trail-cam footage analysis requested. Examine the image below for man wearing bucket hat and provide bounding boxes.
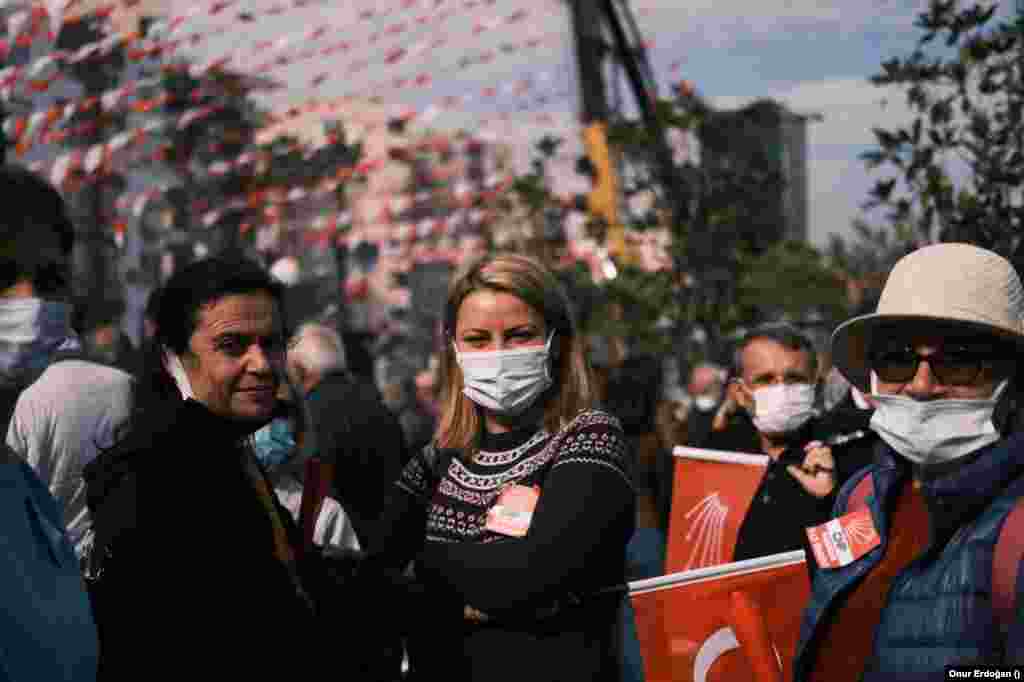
[793,243,1024,681]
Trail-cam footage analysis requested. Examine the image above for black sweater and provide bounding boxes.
[368,409,636,682]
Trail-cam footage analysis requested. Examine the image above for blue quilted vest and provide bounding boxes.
[793,433,1024,682]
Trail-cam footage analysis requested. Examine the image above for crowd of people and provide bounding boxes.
[2,161,1024,681]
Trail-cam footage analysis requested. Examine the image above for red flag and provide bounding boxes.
[630,550,810,682]
[665,447,769,572]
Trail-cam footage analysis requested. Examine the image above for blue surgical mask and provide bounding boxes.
[251,417,297,472]
[0,298,79,388]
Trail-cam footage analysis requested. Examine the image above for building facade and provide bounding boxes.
[698,98,811,247]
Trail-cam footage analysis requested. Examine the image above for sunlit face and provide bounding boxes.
[454,290,547,354]
[182,292,284,421]
[870,332,1008,401]
[688,366,722,399]
[735,338,815,412]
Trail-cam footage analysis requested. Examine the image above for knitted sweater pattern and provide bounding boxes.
[397,410,631,544]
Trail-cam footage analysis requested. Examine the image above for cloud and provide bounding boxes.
[633,0,920,50]
[806,158,879,247]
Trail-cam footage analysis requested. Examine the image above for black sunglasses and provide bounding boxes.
[869,344,996,386]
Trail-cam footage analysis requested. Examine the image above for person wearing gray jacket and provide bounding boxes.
[7,359,133,559]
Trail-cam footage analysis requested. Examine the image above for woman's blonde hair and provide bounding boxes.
[436,253,595,455]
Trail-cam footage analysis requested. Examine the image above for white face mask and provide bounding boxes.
[0,298,79,386]
[694,395,718,412]
[749,382,816,435]
[455,333,555,416]
[869,373,1008,467]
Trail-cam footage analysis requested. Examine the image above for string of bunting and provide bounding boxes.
[12,57,574,184]
[6,0,655,96]
[9,0,671,256]
[2,0,547,94]
[110,158,515,232]
[3,8,566,158]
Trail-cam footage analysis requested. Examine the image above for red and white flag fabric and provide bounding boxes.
[665,447,770,572]
[630,550,810,682]
[806,508,880,569]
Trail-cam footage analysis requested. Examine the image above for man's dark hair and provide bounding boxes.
[0,165,75,295]
[733,322,818,379]
[73,298,125,335]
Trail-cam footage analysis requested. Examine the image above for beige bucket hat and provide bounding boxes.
[831,242,1024,390]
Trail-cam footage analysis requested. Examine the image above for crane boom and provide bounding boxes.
[568,0,691,263]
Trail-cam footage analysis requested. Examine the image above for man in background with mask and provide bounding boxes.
[794,243,1024,680]
[0,170,80,428]
[0,165,99,681]
[7,216,135,562]
[683,361,726,448]
[704,323,873,562]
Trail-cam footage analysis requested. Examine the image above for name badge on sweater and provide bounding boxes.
[485,484,540,537]
[806,509,880,569]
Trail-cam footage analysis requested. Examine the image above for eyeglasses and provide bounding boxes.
[869,344,994,386]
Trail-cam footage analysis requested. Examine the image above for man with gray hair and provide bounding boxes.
[287,323,407,549]
[287,322,347,394]
[701,323,875,562]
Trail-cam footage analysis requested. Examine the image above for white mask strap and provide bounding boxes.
[163,348,195,400]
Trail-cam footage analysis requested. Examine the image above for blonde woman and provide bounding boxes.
[369,253,635,682]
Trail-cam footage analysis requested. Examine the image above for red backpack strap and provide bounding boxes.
[847,473,875,512]
[992,497,1024,632]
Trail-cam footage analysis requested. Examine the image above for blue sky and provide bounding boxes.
[164,0,1016,249]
